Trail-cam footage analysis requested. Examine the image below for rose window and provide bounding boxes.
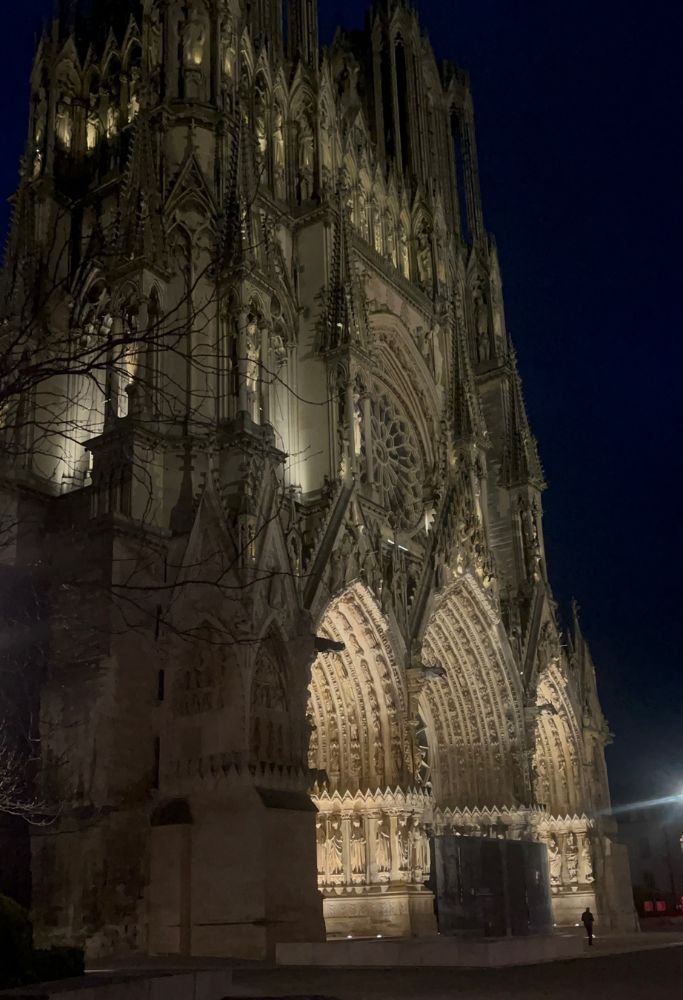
[363,394,423,530]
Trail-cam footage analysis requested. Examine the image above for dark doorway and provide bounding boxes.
[429,836,553,937]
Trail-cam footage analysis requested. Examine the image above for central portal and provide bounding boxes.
[306,577,556,939]
[307,583,435,938]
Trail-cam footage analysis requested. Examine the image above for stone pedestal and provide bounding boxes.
[550,888,597,928]
[148,786,325,960]
[323,887,436,939]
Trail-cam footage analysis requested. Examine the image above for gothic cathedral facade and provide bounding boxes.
[0,0,634,959]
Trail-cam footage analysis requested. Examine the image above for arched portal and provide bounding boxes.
[533,663,585,816]
[308,582,408,793]
[308,583,435,939]
[420,576,527,809]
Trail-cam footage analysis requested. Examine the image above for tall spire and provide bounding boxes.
[116,113,164,265]
[451,313,486,444]
[246,0,284,57]
[500,347,545,489]
[288,0,319,71]
[318,184,369,354]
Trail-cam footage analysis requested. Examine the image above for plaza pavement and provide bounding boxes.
[228,932,683,1000]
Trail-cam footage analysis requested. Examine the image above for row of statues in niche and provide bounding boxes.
[32,71,140,175]
[242,318,288,422]
[546,831,595,889]
[347,181,451,294]
[316,811,430,885]
[251,94,315,204]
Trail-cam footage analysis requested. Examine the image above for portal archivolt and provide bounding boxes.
[307,582,408,793]
[308,574,527,809]
[420,577,527,809]
[533,664,585,815]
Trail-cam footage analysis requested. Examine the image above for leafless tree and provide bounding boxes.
[0,115,339,825]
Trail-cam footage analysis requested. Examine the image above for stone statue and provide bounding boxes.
[56,100,73,150]
[271,328,287,368]
[127,68,141,122]
[566,832,579,884]
[374,737,385,786]
[473,285,490,360]
[397,815,410,871]
[547,834,562,887]
[246,321,261,419]
[373,205,383,254]
[582,836,595,883]
[149,5,162,70]
[391,734,404,782]
[386,217,397,267]
[325,816,344,875]
[220,10,235,77]
[409,815,429,876]
[273,110,286,199]
[399,226,410,278]
[326,816,344,875]
[352,389,363,456]
[86,95,100,152]
[316,816,326,876]
[183,10,206,67]
[350,815,366,874]
[297,122,315,203]
[416,227,433,290]
[375,814,391,872]
[255,109,267,173]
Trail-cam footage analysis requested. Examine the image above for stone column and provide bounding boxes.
[389,39,403,168]
[342,813,352,886]
[362,394,373,483]
[367,812,378,883]
[371,24,385,161]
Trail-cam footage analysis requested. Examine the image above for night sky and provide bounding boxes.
[1,1,681,805]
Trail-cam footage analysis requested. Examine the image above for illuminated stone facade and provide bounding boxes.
[1,0,634,960]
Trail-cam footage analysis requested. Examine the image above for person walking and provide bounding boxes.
[581,906,595,945]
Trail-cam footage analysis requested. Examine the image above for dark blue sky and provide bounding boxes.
[2,2,681,803]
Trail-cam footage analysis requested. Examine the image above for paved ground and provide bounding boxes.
[229,939,683,1000]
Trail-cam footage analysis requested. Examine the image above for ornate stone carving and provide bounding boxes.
[350,815,367,876]
[362,393,424,531]
[325,816,344,876]
[582,836,595,884]
[565,831,579,886]
[547,834,562,888]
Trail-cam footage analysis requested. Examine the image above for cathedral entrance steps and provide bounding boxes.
[275,934,582,968]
